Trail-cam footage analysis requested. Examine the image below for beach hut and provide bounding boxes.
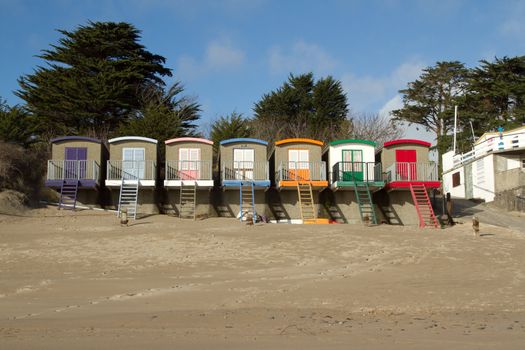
[164,137,214,219]
[45,136,106,209]
[270,138,328,223]
[442,126,525,210]
[105,136,158,219]
[322,139,384,224]
[378,139,440,227]
[218,138,270,222]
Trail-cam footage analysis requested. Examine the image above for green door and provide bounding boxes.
[342,150,363,181]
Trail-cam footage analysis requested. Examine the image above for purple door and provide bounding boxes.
[64,147,87,179]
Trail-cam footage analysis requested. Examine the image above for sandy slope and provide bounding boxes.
[1,209,524,349]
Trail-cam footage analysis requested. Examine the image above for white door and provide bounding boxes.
[233,149,254,180]
[179,148,200,179]
[122,148,145,179]
[288,149,309,180]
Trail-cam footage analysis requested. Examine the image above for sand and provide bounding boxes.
[1,208,525,349]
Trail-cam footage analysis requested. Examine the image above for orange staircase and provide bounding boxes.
[409,184,439,228]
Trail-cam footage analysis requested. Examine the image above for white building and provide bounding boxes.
[442,126,525,204]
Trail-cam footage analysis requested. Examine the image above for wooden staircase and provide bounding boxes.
[59,180,79,210]
[118,179,139,220]
[354,183,378,225]
[179,182,197,220]
[239,181,256,224]
[297,182,316,223]
[409,184,439,228]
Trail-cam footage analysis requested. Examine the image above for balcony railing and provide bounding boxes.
[221,161,269,181]
[332,162,382,183]
[276,161,326,182]
[452,130,525,166]
[47,160,100,181]
[106,160,156,180]
[385,162,438,182]
[165,160,212,180]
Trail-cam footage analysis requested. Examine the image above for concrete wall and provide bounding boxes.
[387,191,420,226]
[494,167,525,193]
[266,188,322,221]
[166,141,213,162]
[320,190,359,224]
[51,140,103,164]
[493,186,525,212]
[381,143,430,170]
[211,189,270,219]
[163,188,214,218]
[109,140,157,162]
[106,188,160,215]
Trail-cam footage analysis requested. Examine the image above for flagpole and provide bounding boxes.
[453,105,458,154]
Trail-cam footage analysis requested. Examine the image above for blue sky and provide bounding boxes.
[1,0,524,141]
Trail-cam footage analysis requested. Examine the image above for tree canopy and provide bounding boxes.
[462,56,525,133]
[392,61,468,158]
[210,112,253,149]
[0,99,36,147]
[117,82,201,142]
[252,73,348,143]
[16,21,172,139]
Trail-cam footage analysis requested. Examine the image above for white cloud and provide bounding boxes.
[499,0,525,37]
[176,39,245,80]
[342,59,425,112]
[268,41,338,75]
[205,41,245,68]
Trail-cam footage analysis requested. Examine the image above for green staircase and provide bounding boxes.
[239,181,256,224]
[354,182,377,225]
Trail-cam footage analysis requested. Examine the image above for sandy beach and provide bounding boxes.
[1,209,525,349]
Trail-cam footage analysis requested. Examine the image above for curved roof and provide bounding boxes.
[329,139,376,147]
[220,138,268,146]
[108,136,158,144]
[275,138,324,147]
[165,137,213,145]
[384,139,431,148]
[50,136,102,144]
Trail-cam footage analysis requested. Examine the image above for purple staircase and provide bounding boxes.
[59,180,79,210]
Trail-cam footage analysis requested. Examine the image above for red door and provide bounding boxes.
[395,150,417,180]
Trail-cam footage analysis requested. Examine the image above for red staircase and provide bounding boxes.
[409,184,439,228]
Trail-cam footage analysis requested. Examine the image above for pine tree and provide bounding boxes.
[252,73,348,143]
[16,21,172,139]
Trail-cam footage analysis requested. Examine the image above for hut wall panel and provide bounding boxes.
[220,142,268,164]
[166,142,213,162]
[381,144,429,169]
[109,141,157,161]
[52,140,102,163]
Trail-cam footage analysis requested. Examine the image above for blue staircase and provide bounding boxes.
[239,181,256,224]
[59,180,79,210]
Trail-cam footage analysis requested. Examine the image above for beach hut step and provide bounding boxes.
[409,184,438,228]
